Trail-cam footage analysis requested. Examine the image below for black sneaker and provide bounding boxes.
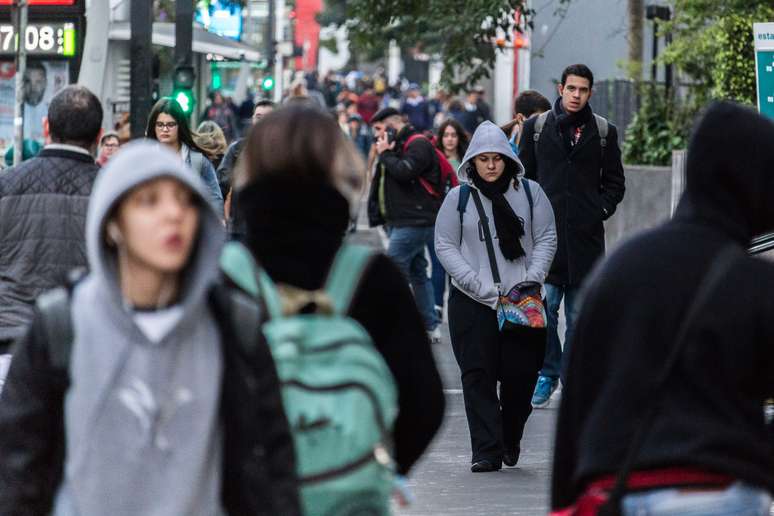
[471,460,501,473]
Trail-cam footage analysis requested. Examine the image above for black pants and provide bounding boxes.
[448,288,546,465]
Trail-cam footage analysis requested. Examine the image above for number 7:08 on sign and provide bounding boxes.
[0,22,76,57]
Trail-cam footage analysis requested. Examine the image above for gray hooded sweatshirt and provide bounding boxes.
[434,120,557,308]
[54,141,226,515]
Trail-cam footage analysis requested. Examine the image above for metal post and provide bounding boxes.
[13,0,28,166]
[175,1,193,68]
[130,0,154,140]
[266,0,276,71]
[650,19,658,85]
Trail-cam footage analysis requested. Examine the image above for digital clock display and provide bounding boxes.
[0,22,76,56]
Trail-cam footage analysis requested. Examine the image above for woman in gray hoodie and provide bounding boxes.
[435,121,557,473]
[0,141,300,515]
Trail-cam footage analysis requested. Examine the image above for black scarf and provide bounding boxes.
[468,162,526,260]
[553,97,592,149]
[238,176,350,290]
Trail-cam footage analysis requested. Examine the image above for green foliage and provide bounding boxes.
[317,0,571,92]
[623,86,689,166]
[625,0,774,164]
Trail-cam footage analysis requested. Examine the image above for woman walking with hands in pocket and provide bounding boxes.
[435,120,556,473]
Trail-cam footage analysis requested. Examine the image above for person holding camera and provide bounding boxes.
[368,107,442,341]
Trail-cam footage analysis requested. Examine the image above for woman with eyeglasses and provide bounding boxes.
[146,98,224,216]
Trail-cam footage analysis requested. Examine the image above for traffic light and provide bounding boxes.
[261,75,275,92]
[173,65,196,116]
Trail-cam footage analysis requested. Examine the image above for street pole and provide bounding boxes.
[13,0,28,166]
[175,1,193,70]
[130,0,153,139]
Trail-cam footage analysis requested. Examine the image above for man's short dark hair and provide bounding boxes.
[47,85,103,148]
[561,64,594,89]
[514,90,552,118]
[25,61,46,76]
[254,99,275,112]
[370,107,400,125]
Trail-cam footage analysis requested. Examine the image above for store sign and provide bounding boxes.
[754,23,774,121]
[0,22,76,56]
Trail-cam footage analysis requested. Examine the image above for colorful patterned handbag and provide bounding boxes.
[469,188,547,332]
[497,281,547,330]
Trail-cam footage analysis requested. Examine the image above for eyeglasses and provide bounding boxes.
[155,121,178,131]
[102,142,119,149]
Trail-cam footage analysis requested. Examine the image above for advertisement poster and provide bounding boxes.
[0,60,69,151]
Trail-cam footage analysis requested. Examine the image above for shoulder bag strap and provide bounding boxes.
[599,245,743,515]
[533,111,550,157]
[521,178,535,241]
[470,189,501,290]
[36,287,73,371]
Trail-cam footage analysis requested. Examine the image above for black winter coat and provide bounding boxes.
[0,148,98,342]
[368,125,440,228]
[551,102,774,510]
[0,284,301,516]
[520,106,625,286]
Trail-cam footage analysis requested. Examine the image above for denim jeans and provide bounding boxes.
[386,226,438,331]
[621,482,772,516]
[541,284,581,385]
[427,239,446,309]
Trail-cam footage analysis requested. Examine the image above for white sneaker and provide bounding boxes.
[428,327,442,344]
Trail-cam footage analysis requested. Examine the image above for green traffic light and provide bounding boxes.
[174,89,195,115]
[262,76,275,91]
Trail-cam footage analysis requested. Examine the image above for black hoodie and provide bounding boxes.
[551,102,774,510]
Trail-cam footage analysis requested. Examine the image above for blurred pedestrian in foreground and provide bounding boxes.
[0,141,300,515]
[0,85,101,354]
[225,104,444,492]
[96,130,121,167]
[435,121,556,472]
[146,97,223,215]
[195,120,228,171]
[552,102,774,516]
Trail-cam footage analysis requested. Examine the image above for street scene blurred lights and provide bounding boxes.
[261,75,275,91]
[174,90,194,114]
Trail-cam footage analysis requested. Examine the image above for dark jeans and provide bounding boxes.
[448,288,546,464]
[386,226,438,331]
[541,283,581,385]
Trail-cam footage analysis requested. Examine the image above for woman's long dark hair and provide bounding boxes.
[145,97,207,155]
[436,118,469,160]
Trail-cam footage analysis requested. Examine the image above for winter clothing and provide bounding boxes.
[0,146,99,343]
[519,98,625,286]
[435,121,557,309]
[551,102,774,511]
[0,141,300,516]
[401,96,432,132]
[237,175,445,475]
[435,121,556,467]
[367,125,440,228]
[182,143,224,216]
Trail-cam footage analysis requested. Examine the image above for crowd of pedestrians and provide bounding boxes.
[1,58,774,516]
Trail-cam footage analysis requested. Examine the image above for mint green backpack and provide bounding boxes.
[220,242,399,516]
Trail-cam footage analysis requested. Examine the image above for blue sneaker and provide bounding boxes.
[531,376,558,408]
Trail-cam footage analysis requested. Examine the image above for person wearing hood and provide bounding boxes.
[0,141,300,515]
[145,97,224,217]
[551,102,774,515]
[435,120,557,473]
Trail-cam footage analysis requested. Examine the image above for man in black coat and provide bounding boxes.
[368,107,441,340]
[0,85,103,353]
[519,64,625,403]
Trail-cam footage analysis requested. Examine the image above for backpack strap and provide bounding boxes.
[220,241,260,297]
[532,111,551,156]
[594,114,608,163]
[36,287,73,371]
[209,283,262,357]
[521,178,535,222]
[457,184,471,245]
[325,244,375,315]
